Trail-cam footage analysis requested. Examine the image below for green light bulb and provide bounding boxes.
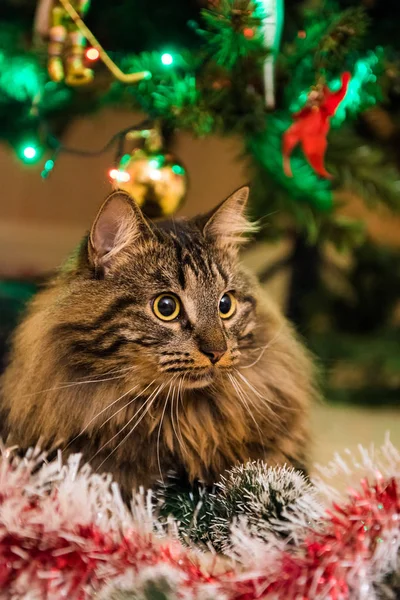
[172,164,185,176]
[23,146,37,160]
[44,159,54,170]
[161,53,173,66]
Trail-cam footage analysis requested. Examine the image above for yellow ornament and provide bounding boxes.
[110,150,188,219]
[35,0,150,86]
[44,0,94,86]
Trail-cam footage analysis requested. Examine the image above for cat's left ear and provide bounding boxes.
[201,186,257,248]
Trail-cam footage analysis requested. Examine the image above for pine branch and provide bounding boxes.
[199,0,267,70]
[285,6,369,74]
[327,128,400,213]
[315,7,369,71]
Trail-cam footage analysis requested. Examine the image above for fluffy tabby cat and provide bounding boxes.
[1,187,315,496]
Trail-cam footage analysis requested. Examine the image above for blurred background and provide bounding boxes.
[1,0,400,465]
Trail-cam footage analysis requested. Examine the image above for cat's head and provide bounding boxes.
[57,186,260,390]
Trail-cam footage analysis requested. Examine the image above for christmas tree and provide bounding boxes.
[0,0,399,404]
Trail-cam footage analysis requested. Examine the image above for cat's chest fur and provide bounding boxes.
[59,384,270,494]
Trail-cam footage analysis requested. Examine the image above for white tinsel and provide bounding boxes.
[0,438,399,600]
[228,436,400,600]
[211,462,323,552]
[313,433,400,499]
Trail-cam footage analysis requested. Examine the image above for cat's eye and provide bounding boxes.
[219,292,236,319]
[153,294,181,321]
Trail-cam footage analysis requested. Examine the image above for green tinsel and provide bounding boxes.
[107,580,175,600]
[159,463,320,552]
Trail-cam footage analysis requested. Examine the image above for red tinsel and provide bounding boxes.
[0,447,399,599]
[232,477,400,599]
[282,72,351,179]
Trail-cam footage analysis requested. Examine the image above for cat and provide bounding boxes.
[0,186,315,497]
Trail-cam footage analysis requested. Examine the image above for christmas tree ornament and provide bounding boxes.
[109,127,187,218]
[47,7,67,83]
[34,0,151,86]
[47,0,94,86]
[283,71,351,178]
[65,26,93,86]
[58,0,151,84]
[259,0,285,108]
[243,27,255,39]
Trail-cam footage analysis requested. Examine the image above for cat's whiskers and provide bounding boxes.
[98,380,155,429]
[178,374,187,448]
[235,369,278,414]
[157,376,177,483]
[93,381,162,459]
[71,364,139,380]
[227,373,264,445]
[21,365,138,398]
[95,380,169,470]
[170,383,182,455]
[228,372,265,420]
[235,369,299,415]
[240,327,284,369]
[172,375,187,455]
[63,382,141,452]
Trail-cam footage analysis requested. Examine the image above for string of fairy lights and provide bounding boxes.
[19,49,175,168]
[29,115,188,218]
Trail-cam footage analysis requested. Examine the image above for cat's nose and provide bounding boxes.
[198,329,228,365]
[200,347,227,365]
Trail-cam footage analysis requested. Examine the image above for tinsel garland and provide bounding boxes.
[0,439,399,599]
[159,463,322,550]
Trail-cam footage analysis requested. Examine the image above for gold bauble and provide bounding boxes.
[112,149,188,218]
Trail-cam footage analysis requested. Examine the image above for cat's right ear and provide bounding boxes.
[88,191,152,272]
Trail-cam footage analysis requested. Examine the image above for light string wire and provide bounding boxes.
[40,118,153,177]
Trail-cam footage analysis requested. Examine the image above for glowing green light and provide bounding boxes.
[172,164,185,176]
[44,159,54,170]
[161,53,173,66]
[291,52,381,126]
[149,158,160,169]
[120,154,131,167]
[332,55,379,127]
[22,145,37,160]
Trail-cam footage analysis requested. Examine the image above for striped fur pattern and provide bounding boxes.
[1,187,315,496]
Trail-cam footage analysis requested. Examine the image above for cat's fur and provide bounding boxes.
[1,187,315,496]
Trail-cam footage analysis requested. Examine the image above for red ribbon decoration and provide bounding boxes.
[283,72,351,179]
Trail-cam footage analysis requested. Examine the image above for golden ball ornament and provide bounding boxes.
[110,149,188,218]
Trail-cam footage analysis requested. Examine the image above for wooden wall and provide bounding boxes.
[0,108,247,275]
[0,108,398,279]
